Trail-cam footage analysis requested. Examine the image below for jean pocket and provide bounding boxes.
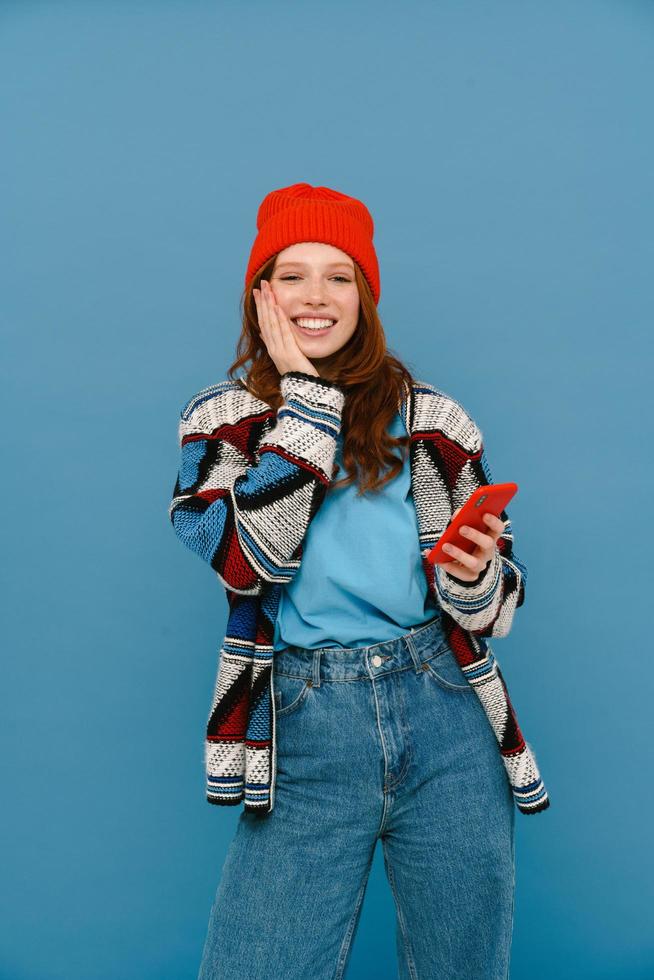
[423,648,474,693]
[273,672,312,717]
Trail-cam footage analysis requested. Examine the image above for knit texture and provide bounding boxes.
[169,371,550,816]
[245,182,381,304]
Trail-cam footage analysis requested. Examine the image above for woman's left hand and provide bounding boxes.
[438,506,506,581]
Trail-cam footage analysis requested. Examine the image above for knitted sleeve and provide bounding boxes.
[169,370,345,595]
[433,419,528,638]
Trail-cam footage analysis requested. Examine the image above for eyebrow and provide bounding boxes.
[275,261,354,271]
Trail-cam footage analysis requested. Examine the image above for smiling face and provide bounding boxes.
[270,242,361,364]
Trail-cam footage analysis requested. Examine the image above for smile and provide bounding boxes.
[292,317,337,334]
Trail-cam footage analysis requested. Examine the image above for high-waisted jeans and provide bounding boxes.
[197,612,516,980]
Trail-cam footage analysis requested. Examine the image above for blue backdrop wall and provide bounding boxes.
[2,1,652,977]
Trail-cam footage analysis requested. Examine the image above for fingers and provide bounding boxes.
[263,281,282,359]
[254,280,278,358]
[458,524,494,550]
[440,554,496,581]
[483,512,508,536]
[438,560,477,579]
[266,280,298,364]
[443,511,502,575]
[440,542,482,572]
[451,510,507,547]
[253,286,269,336]
[439,507,508,579]
[265,282,295,353]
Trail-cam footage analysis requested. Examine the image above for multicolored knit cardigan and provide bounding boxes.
[169,370,550,816]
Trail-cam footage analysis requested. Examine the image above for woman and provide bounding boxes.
[169,183,549,980]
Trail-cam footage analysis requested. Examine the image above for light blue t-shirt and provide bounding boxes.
[272,410,439,651]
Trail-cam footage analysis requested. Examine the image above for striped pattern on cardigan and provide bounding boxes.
[169,370,550,816]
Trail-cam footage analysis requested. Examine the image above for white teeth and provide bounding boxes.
[294,318,336,330]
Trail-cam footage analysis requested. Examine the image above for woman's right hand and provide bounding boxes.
[253,279,320,378]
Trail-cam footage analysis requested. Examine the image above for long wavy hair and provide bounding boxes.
[226,253,417,497]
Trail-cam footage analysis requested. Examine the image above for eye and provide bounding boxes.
[279,275,351,283]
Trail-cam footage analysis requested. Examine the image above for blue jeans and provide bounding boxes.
[198,612,516,980]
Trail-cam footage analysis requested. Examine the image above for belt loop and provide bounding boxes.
[403,632,423,674]
[312,649,322,688]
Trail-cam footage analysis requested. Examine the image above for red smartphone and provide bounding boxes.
[427,482,518,565]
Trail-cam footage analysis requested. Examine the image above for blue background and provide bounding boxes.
[2,1,652,977]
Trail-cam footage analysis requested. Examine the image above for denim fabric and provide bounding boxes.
[198,613,516,980]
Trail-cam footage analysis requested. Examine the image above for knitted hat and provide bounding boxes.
[245,182,380,304]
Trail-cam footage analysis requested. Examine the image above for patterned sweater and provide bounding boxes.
[169,370,550,816]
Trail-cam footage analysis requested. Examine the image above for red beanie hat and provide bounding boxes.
[245,182,381,305]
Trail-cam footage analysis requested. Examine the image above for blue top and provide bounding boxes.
[273,410,440,651]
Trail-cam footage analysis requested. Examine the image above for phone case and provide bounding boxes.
[427,482,518,566]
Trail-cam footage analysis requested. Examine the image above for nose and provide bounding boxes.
[301,280,330,305]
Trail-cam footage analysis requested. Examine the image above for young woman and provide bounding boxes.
[169,183,549,980]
